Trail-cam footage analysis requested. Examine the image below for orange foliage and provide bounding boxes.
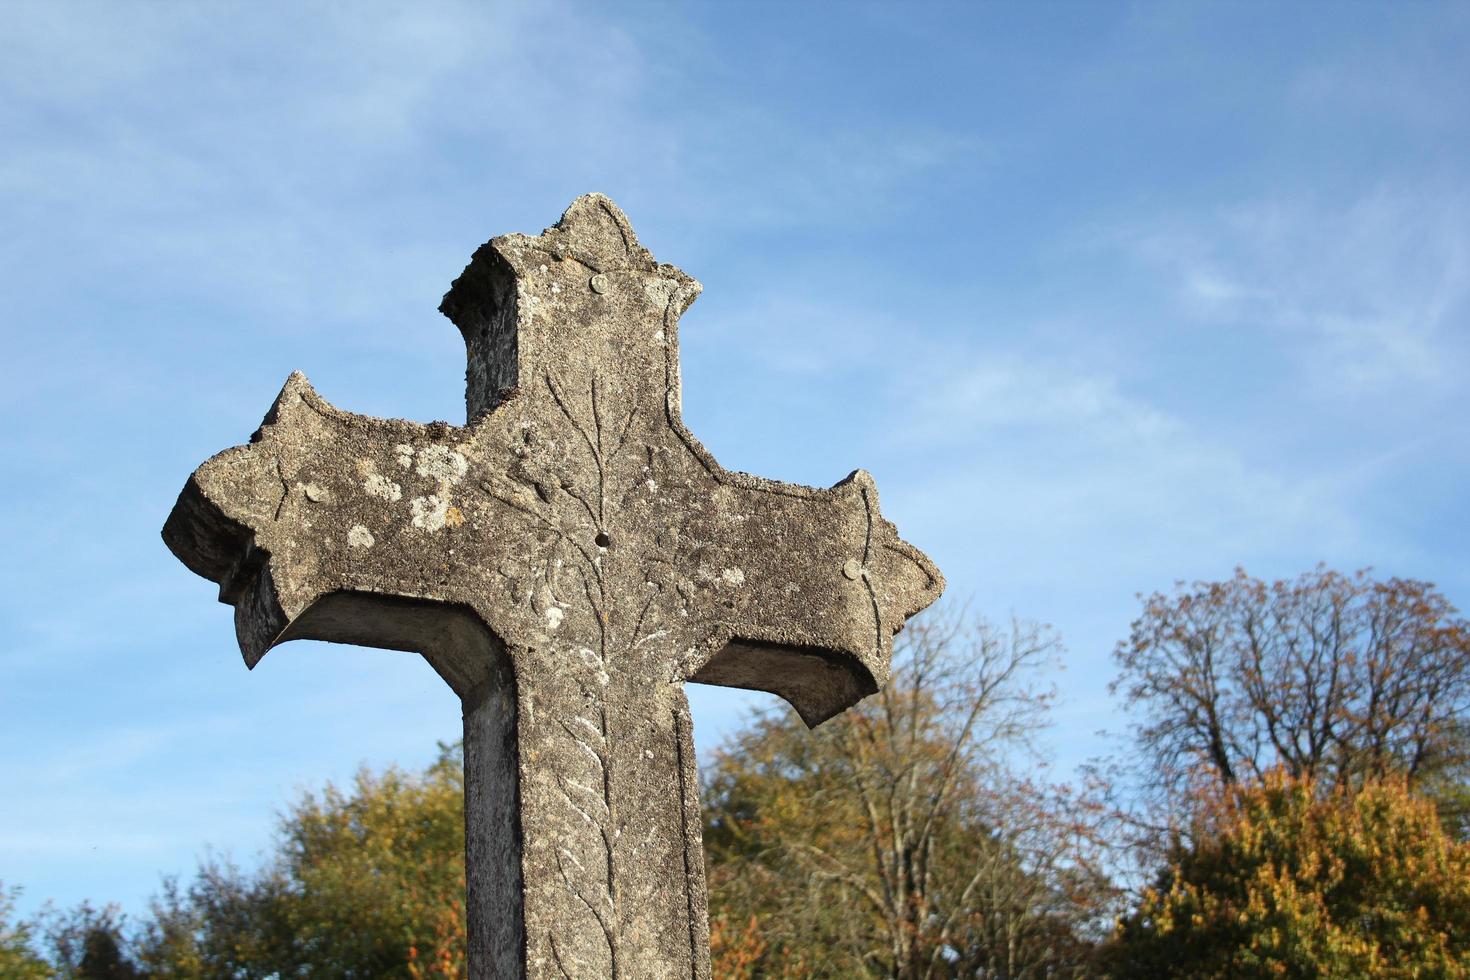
[1105,770,1470,978]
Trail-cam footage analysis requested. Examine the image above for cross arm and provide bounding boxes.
[161,372,510,691]
[681,468,944,726]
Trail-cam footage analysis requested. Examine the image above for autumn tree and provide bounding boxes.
[26,898,148,980]
[1112,567,1470,820]
[122,743,467,978]
[703,609,1117,979]
[11,610,1121,979]
[1101,770,1470,978]
[0,884,50,980]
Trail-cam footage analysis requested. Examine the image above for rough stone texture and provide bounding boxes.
[162,195,944,979]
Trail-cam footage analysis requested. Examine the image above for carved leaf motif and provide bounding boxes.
[506,368,683,977]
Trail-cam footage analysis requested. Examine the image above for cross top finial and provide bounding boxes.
[440,193,700,422]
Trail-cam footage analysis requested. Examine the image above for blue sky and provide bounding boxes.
[3,1,1468,922]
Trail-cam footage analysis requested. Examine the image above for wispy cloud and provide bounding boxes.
[1287,7,1470,131]
[1111,188,1470,392]
[0,2,666,333]
[885,346,1364,581]
[905,353,1176,443]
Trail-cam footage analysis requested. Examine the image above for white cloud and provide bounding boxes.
[0,0,973,358]
[905,353,1176,442]
[1113,188,1470,393]
[882,346,1366,590]
[1288,11,1470,133]
[0,1,664,331]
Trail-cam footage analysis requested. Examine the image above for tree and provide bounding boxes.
[703,610,1116,979]
[131,743,467,979]
[0,884,50,980]
[11,609,1118,978]
[77,921,144,980]
[1102,770,1470,978]
[1112,567,1470,816]
[31,899,148,979]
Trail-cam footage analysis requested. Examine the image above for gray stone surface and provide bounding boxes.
[162,195,944,979]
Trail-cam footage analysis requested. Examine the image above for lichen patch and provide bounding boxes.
[411,494,450,531]
[364,473,402,502]
[721,567,746,587]
[347,524,375,549]
[416,444,469,485]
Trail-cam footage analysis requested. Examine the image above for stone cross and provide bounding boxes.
[162,195,943,979]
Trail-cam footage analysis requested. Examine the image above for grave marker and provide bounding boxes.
[163,195,943,978]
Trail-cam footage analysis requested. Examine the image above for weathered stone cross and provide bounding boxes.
[163,195,943,978]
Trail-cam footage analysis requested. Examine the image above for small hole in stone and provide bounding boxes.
[595,531,611,548]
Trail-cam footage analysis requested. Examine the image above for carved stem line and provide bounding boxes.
[549,935,575,980]
[556,718,607,768]
[574,564,606,652]
[859,485,884,654]
[554,849,619,977]
[546,374,599,468]
[631,591,658,651]
[272,460,290,521]
[481,482,599,573]
[523,243,607,275]
[610,404,638,460]
[596,198,634,258]
[674,706,706,980]
[555,772,611,823]
[589,373,607,526]
[562,483,601,532]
